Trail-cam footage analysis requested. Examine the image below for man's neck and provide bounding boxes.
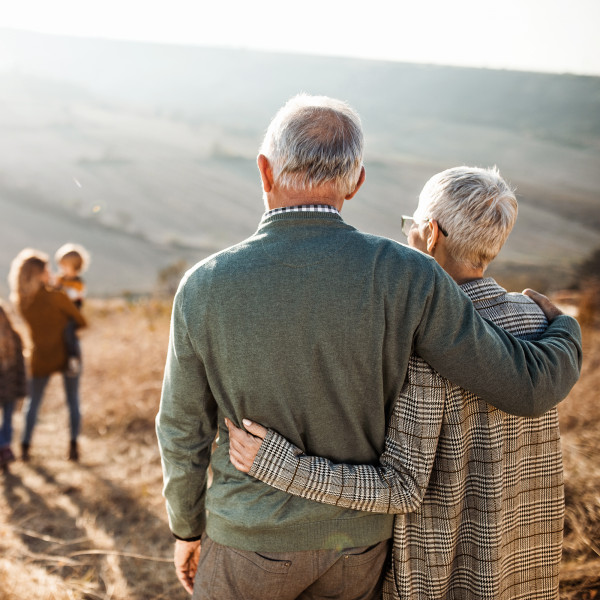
[265,188,345,213]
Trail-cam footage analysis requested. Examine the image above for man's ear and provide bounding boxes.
[257,154,274,193]
[426,220,441,253]
[345,166,366,200]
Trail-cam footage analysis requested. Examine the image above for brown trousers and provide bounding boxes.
[192,535,389,600]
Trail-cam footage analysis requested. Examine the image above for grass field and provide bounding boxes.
[0,295,598,599]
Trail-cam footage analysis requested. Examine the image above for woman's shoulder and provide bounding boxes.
[42,285,70,303]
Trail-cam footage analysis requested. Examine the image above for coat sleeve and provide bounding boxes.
[412,265,582,417]
[248,356,445,514]
[155,283,218,540]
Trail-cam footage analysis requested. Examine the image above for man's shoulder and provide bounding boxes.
[350,230,437,264]
[179,228,438,292]
[179,238,256,288]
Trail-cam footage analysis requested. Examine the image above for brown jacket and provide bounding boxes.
[21,286,87,377]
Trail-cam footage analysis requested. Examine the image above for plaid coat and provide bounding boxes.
[249,278,563,599]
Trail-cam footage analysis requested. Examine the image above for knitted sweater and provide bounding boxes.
[156,211,581,551]
[21,286,87,377]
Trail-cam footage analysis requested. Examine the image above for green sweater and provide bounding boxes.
[156,211,581,551]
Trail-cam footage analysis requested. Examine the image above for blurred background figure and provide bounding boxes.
[54,243,90,376]
[0,301,26,472]
[9,248,87,462]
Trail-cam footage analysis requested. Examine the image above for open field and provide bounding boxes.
[0,294,598,599]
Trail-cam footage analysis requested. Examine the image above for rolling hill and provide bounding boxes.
[0,28,598,296]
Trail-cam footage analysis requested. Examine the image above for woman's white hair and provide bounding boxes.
[415,166,518,270]
[260,94,364,196]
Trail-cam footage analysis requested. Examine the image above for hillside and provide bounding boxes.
[0,29,599,296]
[0,296,598,599]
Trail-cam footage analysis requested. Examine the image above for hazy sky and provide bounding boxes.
[3,0,600,76]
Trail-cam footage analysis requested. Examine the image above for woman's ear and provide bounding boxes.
[426,220,441,254]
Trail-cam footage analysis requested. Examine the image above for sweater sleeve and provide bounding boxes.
[155,284,218,540]
[248,355,445,514]
[412,265,582,417]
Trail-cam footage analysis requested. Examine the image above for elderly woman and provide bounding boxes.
[227,167,564,600]
[9,248,87,462]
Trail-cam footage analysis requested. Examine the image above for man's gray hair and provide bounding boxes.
[260,94,364,196]
[415,166,518,270]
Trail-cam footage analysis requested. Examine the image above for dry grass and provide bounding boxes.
[0,296,598,599]
[557,301,600,599]
[0,298,184,600]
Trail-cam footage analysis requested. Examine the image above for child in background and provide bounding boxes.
[0,302,26,472]
[54,244,90,376]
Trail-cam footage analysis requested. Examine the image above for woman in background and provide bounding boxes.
[0,302,26,472]
[9,249,87,462]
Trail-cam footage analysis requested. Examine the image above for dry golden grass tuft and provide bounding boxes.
[0,296,598,598]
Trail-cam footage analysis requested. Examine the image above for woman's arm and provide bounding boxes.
[56,290,87,328]
[228,355,446,514]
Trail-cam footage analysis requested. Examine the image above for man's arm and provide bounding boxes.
[227,355,446,514]
[413,264,582,417]
[155,283,218,541]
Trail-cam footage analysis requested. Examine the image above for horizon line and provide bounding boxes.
[3,26,600,80]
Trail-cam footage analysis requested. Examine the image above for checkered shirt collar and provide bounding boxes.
[262,205,340,221]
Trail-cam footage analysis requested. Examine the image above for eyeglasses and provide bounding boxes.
[401,216,448,238]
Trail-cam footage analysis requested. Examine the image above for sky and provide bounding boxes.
[2,0,600,76]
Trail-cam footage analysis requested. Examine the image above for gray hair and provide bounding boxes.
[414,166,518,270]
[260,94,364,196]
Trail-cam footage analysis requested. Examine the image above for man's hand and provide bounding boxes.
[174,539,201,595]
[523,289,564,322]
[225,418,267,473]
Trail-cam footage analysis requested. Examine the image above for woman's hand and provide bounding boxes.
[225,418,267,473]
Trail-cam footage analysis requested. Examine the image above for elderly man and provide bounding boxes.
[156,95,581,600]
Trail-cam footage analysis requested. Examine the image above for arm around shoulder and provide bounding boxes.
[413,267,582,417]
